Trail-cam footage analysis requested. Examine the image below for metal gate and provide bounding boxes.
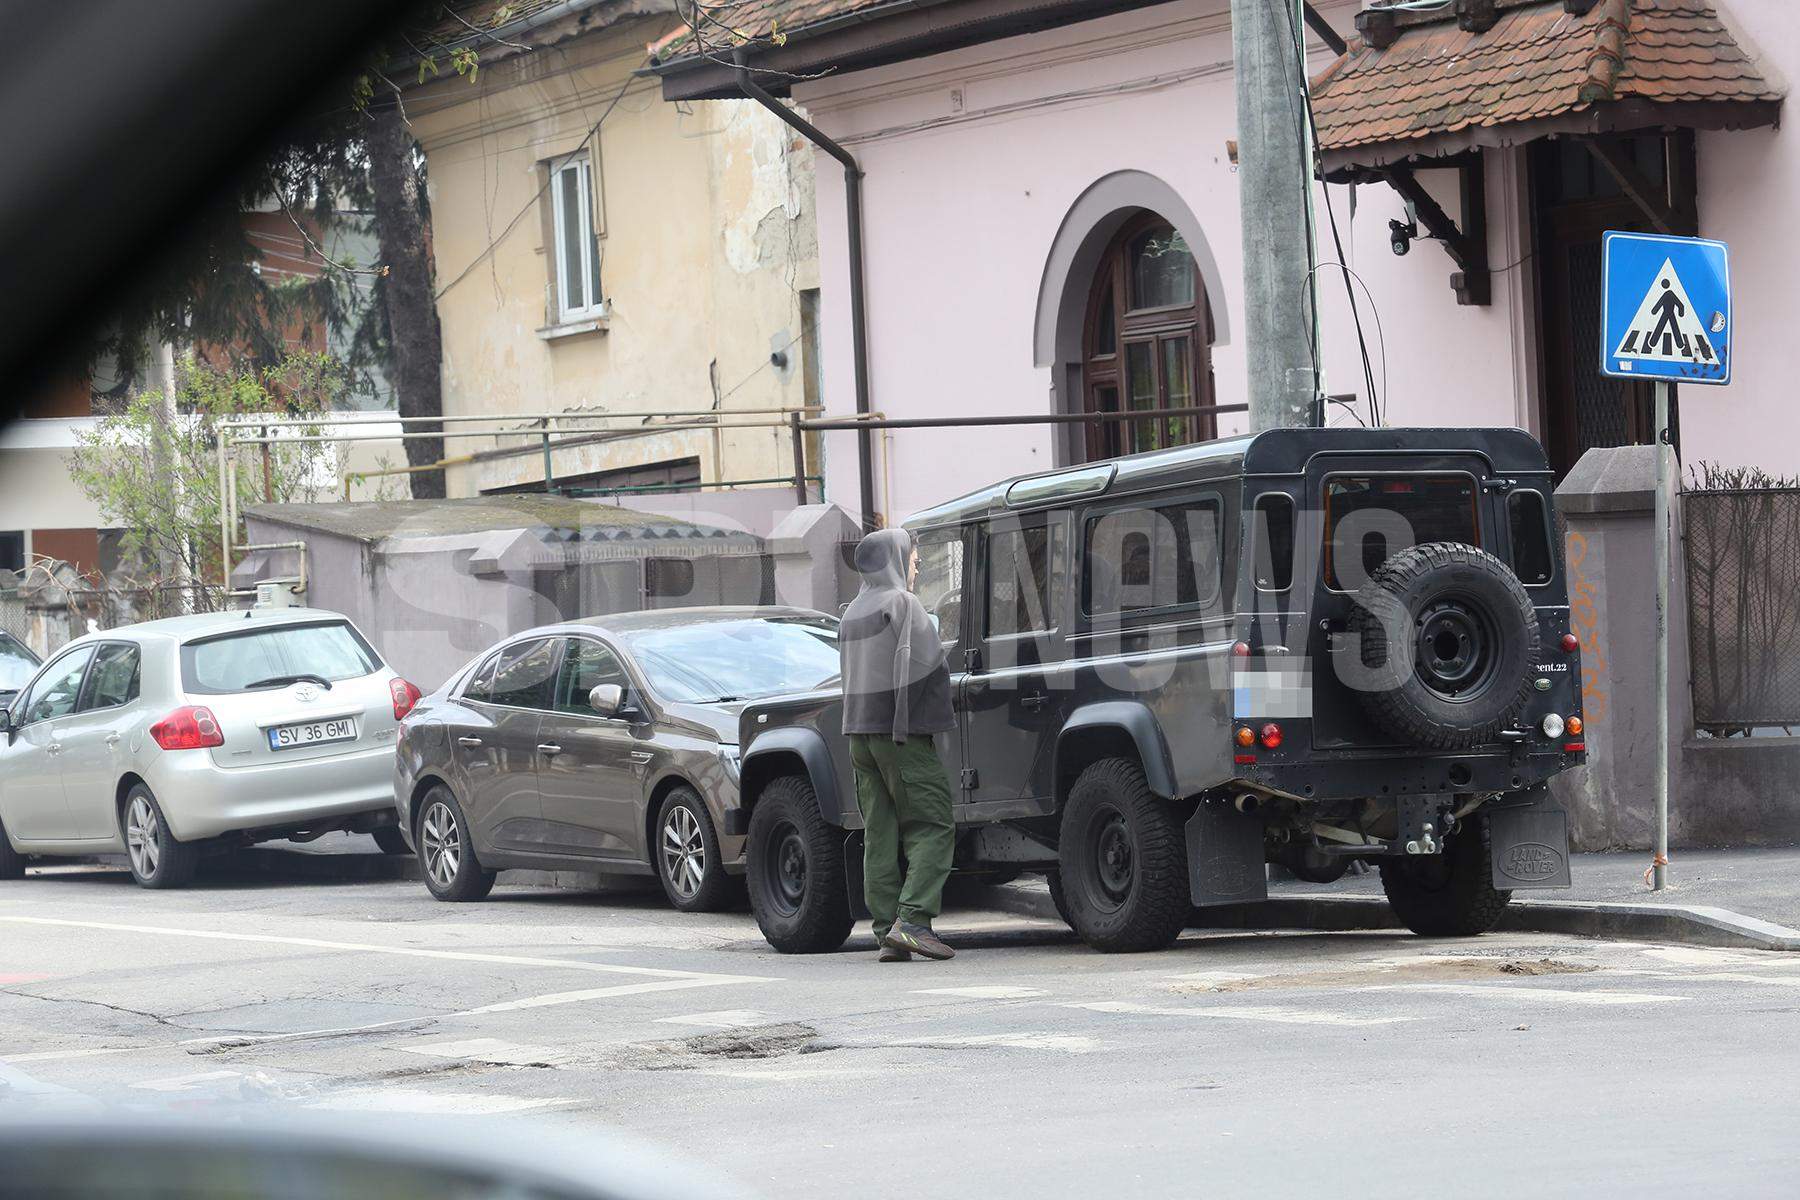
[1685,487,1800,731]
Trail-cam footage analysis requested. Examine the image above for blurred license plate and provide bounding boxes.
[268,718,356,750]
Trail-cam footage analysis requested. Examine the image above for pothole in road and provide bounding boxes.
[612,1022,836,1071]
[1168,958,1597,994]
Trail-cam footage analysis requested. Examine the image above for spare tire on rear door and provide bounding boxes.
[1342,541,1538,750]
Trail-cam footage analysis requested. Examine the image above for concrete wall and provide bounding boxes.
[409,13,818,500]
[1553,445,1800,850]
[791,0,1796,527]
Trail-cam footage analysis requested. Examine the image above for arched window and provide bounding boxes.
[1081,213,1216,461]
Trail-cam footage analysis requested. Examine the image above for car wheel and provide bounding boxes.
[1057,758,1190,953]
[654,786,739,913]
[0,812,25,880]
[371,827,410,856]
[121,784,199,889]
[1379,814,1512,937]
[1046,869,1073,929]
[416,786,495,903]
[745,774,852,954]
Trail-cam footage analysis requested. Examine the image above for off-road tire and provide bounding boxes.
[1046,870,1073,929]
[1346,541,1538,750]
[415,786,496,903]
[655,786,740,913]
[1057,758,1190,952]
[746,774,853,954]
[1379,814,1513,937]
[121,784,201,889]
[0,813,25,880]
[371,827,410,856]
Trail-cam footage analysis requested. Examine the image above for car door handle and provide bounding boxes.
[629,750,653,763]
[537,743,563,756]
[47,742,62,755]
[105,733,121,746]
[1021,693,1050,712]
[457,736,484,748]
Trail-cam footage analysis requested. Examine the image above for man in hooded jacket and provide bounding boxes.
[839,527,957,961]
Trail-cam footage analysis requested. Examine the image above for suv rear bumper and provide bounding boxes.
[1235,746,1584,802]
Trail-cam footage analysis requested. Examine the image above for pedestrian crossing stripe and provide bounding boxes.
[1611,259,1719,369]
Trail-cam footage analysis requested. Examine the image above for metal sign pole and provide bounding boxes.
[1652,378,1671,891]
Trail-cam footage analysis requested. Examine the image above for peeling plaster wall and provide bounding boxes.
[408,16,818,502]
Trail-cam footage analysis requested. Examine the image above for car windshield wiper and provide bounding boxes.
[243,673,333,691]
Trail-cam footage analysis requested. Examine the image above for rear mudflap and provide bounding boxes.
[843,831,871,919]
[1185,802,1269,907]
[1485,786,1572,890]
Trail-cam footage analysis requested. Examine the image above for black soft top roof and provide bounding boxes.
[904,427,1548,529]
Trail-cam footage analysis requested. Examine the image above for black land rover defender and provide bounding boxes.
[732,428,1584,953]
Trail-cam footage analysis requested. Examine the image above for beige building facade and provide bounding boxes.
[407,7,821,503]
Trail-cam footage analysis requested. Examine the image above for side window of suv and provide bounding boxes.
[914,531,966,645]
[987,520,1066,637]
[487,639,561,710]
[79,643,140,711]
[1084,496,1223,616]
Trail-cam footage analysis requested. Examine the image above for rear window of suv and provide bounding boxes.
[1324,474,1479,590]
[181,621,380,695]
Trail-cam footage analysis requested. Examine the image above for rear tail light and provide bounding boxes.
[1259,722,1283,750]
[1564,742,1586,753]
[151,706,223,751]
[1231,641,1252,658]
[391,678,423,721]
[1560,633,1580,653]
[1566,715,1583,736]
[1234,726,1257,747]
[1233,753,1258,766]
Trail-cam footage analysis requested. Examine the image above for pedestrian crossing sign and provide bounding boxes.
[1601,231,1731,385]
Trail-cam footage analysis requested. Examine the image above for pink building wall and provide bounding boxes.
[795,0,1795,526]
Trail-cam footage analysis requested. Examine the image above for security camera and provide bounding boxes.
[1389,218,1417,257]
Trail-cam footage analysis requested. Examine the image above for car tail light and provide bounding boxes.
[1566,715,1583,735]
[391,678,423,721]
[1564,742,1586,753]
[151,706,223,751]
[1233,753,1257,766]
[1234,726,1257,747]
[1259,722,1283,750]
[1231,641,1252,658]
[1560,633,1580,653]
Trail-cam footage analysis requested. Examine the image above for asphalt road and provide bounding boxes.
[4,861,1799,1198]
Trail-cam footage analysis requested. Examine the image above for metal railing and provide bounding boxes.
[1684,486,1800,732]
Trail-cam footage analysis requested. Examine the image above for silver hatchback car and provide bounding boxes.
[0,607,418,887]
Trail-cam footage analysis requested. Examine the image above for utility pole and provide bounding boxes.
[151,342,196,613]
[1233,0,1320,430]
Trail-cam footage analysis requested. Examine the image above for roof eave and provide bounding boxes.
[1319,97,1784,178]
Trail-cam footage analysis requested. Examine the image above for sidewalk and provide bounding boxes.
[1277,845,1800,932]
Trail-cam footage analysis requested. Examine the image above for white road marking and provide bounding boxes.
[0,915,773,985]
[1066,1000,1415,1026]
[913,986,1047,1000]
[308,1089,580,1116]
[888,1032,1097,1053]
[1165,971,1263,985]
[2,1047,138,1065]
[655,1010,768,1029]
[395,1038,576,1067]
[129,1069,242,1093]
[1365,983,1684,1006]
[1640,947,1799,968]
[1636,971,1800,989]
[460,977,759,1015]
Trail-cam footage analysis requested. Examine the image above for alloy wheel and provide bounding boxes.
[420,801,461,889]
[125,795,160,879]
[661,804,707,900]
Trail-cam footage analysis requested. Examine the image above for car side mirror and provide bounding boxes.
[588,683,624,718]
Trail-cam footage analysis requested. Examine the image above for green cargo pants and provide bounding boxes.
[849,733,956,939]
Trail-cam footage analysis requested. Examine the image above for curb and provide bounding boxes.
[971,881,1800,953]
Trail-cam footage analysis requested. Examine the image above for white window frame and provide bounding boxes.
[550,154,603,323]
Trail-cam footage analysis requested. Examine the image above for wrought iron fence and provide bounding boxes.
[1684,486,1800,732]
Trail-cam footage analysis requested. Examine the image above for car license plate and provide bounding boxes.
[267,718,357,751]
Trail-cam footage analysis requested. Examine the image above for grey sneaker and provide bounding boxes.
[878,945,912,962]
[883,920,954,961]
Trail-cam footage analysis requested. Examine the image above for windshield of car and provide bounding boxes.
[180,621,380,695]
[621,617,840,704]
[0,632,37,692]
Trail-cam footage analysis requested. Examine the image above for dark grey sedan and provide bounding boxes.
[393,607,840,910]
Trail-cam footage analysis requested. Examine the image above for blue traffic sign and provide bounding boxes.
[1601,231,1731,385]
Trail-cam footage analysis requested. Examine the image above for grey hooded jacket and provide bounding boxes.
[839,528,955,742]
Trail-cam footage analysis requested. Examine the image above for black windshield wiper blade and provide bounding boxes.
[244,673,333,691]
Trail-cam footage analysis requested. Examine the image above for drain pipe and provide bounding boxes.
[734,55,877,528]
